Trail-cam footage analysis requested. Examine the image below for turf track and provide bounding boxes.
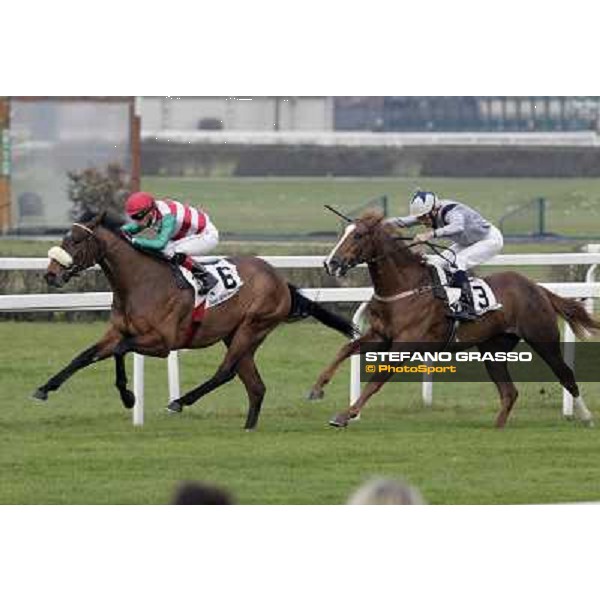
[1,321,600,504]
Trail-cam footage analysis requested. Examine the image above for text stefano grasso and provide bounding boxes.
[364,351,533,363]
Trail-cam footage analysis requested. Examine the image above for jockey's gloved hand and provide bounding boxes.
[414,230,435,244]
[383,217,406,228]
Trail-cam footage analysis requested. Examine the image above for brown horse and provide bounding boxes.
[309,210,600,428]
[35,211,356,429]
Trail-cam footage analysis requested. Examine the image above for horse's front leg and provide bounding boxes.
[33,327,123,401]
[329,371,394,428]
[307,329,382,400]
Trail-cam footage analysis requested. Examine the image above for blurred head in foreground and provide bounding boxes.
[347,477,425,505]
[172,481,234,505]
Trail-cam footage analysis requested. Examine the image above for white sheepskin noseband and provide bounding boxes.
[48,246,74,268]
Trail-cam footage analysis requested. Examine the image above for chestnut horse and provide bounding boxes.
[35,211,356,429]
[309,210,599,428]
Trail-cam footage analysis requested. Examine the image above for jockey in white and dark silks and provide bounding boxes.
[387,190,504,320]
[122,192,219,294]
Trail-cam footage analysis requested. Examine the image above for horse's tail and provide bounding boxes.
[287,284,358,338]
[541,287,600,339]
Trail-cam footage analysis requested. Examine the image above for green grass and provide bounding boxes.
[2,176,598,258]
[2,321,600,505]
[143,176,600,237]
[2,176,600,504]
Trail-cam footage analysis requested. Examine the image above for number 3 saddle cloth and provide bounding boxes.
[430,264,502,318]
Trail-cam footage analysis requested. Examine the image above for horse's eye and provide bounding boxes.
[354,233,363,240]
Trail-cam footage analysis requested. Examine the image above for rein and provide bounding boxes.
[364,231,457,270]
[364,229,457,303]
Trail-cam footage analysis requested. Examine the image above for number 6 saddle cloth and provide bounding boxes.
[178,258,244,321]
[430,264,502,318]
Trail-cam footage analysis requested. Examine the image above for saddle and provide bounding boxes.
[429,264,502,320]
[127,240,242,319]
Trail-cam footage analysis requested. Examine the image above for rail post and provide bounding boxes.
[562,323,575,418]
[422,367,433,407]
[350,302,369,418]
[133,354,145,426]
[585,244,600,315]
[168,351,181,402]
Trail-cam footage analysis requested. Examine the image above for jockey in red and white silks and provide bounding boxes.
[122,191,219,293]
[153,198,219,258]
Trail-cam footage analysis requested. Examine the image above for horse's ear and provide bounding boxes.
[89,211,106,228]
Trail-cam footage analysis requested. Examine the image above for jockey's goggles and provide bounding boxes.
[131,208,153,220]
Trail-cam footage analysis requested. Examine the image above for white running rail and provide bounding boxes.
[2,249,600,425]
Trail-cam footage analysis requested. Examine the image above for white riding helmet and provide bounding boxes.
[409,191,438,217]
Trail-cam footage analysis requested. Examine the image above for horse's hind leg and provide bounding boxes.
[221,332,268,430]
[168,321,272,416]
[479,334,521,428]
[526,338,593,425]
[33,328,122,401]
[237,353,266,431]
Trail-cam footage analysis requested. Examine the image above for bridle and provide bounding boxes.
[330,218,460,305]
[64,222,106,276]
[73,223,94,236]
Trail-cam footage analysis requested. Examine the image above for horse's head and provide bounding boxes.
[324,210,391,277]
[45,212,106,288]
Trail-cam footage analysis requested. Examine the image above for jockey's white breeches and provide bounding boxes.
[427,225,503,272]
[162,217,220,259]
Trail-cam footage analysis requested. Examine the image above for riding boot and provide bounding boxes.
[190,264,218,295]
[172,253,218,295]
[452,270,477,321]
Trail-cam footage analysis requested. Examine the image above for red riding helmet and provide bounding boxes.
[125,192,156,219]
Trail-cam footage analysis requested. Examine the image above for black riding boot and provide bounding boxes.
[190,264,218,295]
[452,270,477,321]
[173,253,218,295]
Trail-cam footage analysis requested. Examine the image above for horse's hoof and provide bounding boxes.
[329,415,348,428]
[121,390,136,410]
[166,400,183,414]
[306,388,324,401]
[32,388,48,402]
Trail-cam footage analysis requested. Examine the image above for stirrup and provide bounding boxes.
[453,297,477,321]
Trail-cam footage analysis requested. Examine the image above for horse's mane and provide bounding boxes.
[77,209,176,268]
[358,207,426,266]
[78,209,125,233]
[357,208,385,227]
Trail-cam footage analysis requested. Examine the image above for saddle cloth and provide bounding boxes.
[432,264,502,317]
[179,258,244,317]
